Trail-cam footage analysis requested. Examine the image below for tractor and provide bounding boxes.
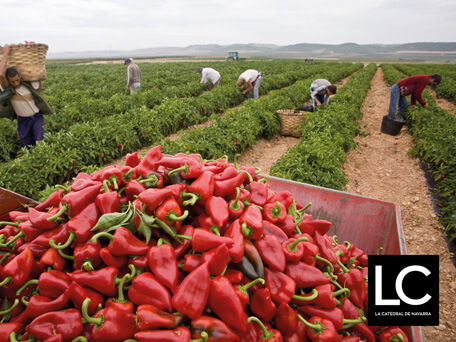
[226,51,245,61]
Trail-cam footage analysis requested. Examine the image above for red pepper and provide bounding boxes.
[172,261,211,319]
[204,196,229,228]
[73,239,102,270]
[201,243,230,275]
[234,277,264,311]
[166,183,192,206]
[250,287,277,322]
[0,322,23,342]
[136,304,183,331]
[214,166,238,181]
[39,248,67,271]
[190,315,240,342]
[300,241,320,265]
[264,267,296,305]
[263,220,289,243]
[300,219,333,236]
[263,201,287,224]
[99,247,128,269]
[101,226,149,256]
[68,280,104,316]
[275,214,296,237]
[70,172,101,191]
[49,182,102,220]
[228,187,245,219]
[298,305,366,331]
[28,207,58,230]
[180,253,202,273]
[68,266,119,297]
[347,243,368,267]
[186,171,215,204]
[275,302,298,337]
[171,225,192,259]
[125,151,141,167]
[378,326,409,342]
[100,167,124,190]
[247,316,283,342]
[248,181,269,206]
[34,189,65,211]
[96,188,121,215]
[82,298,137,342]
[148,239,178,293]
[127,271,173,312]
[155,196,188,232]
[138,188,174,212]
[208,275,248,332]
[240,204,263,240]
[65,202,100,244]
[190,228,234,252]
[26,308,83,341]
[165,157,203,180]
[267,190,294,210]
[314,231,338,267]
[285,261,331,288]
[129,254,150,271]
[299,315,342,342]
[36,269,72,299]
[13,289,71,325]
[224,269,244,284]
[0,247,34,288]
[293,284,349,310]
[105,265,136,313]
[135,326,193,342]
[125,179,147,201]
[254,234,286,272]
[336,268,368,309]
[339,297,375,342]
[282,237,309,262]
[224,219,244,263]
[214,171,246,197]
[134,145,162,178]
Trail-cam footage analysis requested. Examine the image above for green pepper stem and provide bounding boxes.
[138,174,158,185]
[9,332,34,342]
[57,248,75,261]
[46,203,68,222]
[182,191,199,207]
[81,298,103,326]
[191,331,209,342]
[167,164,189,177]
[91,231,114,243]
[50,231,76,250]
[247,316,274,340]
[333,287,350,298]
[123,168,134,182]
[0,276,12,287]
[315,255,336,275]
[229,187,242,211]
[176,234,192,241]
[0,298,19,315]
[336,257,351,274]
[292,288,318,301]
[0,230,25,248]
[117,265,136,302]
[238,278,265,295]
[16,279,38,296]
[157,238,172,246]
[0,221,19,227]
[287,237,309,253]
[297,313,324,333]
[341,316,366,329]
[167,210,189,222]
[0,252,11,265]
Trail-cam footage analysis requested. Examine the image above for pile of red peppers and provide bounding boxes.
[0,145,410,342]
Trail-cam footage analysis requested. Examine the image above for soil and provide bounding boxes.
[110,68,456,340]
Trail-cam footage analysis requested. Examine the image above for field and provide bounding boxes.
[1,59,456,340]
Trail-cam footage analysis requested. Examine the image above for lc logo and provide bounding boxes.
[375,265,432,306]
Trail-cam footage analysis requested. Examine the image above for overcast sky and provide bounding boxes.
[2,0,455,53]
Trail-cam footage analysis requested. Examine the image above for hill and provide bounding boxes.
[47,42,456,61]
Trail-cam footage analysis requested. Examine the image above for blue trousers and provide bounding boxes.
[388,84,409,119]
[17,112,45,147]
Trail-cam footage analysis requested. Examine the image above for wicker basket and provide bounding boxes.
[0,43,48,81]
[277,109,308,137]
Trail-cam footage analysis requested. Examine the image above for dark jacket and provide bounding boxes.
[0,81,54,120]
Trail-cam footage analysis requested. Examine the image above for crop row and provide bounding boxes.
[382,64,456,241]
[391,63,456,104]
[0,60,320,162]
[0,61,351,199]
[160,63,363,161]
[270,64,377,190]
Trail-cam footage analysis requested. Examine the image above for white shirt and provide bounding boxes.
[10,84,40,117]
[239,69,260,83]
[200,68,220,84]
